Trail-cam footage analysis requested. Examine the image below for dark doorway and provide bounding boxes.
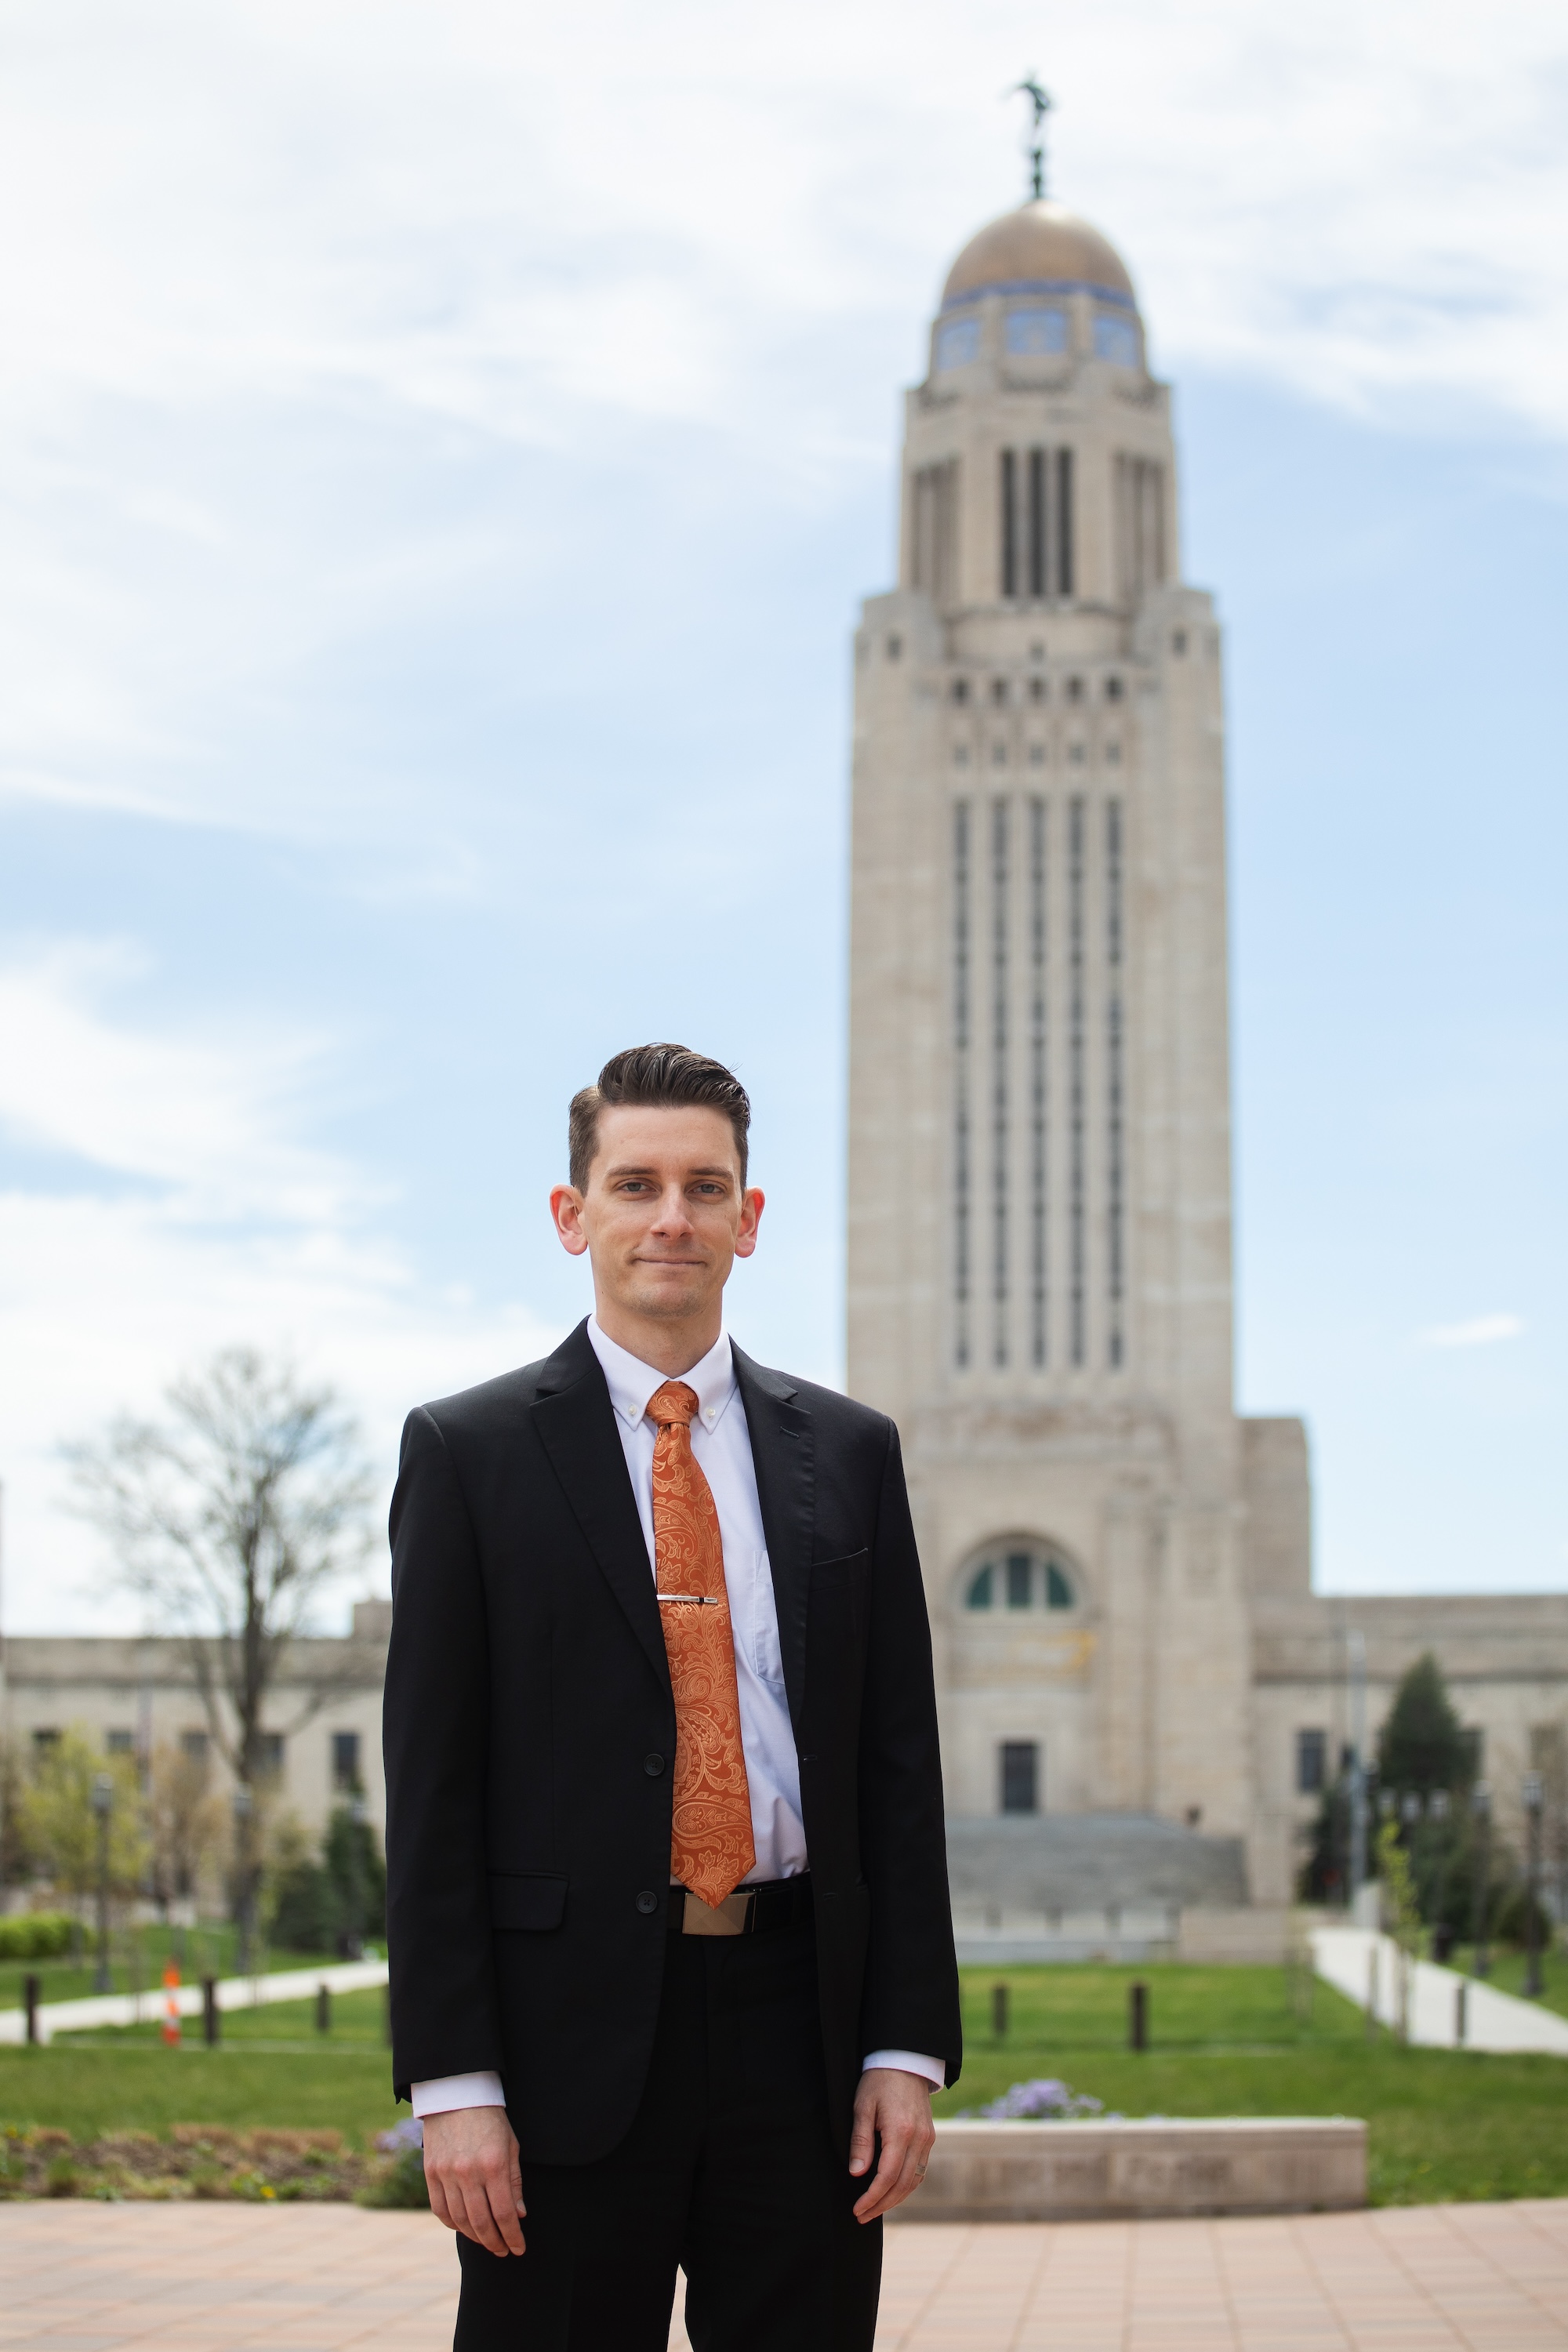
[1000,1740,1040,1814]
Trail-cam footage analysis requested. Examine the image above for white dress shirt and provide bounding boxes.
[411,1320,942,2116]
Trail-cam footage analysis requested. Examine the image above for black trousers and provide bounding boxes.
[453,1913,882,2352]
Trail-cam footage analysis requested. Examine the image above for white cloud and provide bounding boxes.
[2,0,1565,437]
[1418,1312,1526,1348]
[0,946,354,1218]
[2,0,1566,848]
[0,949,564,1631]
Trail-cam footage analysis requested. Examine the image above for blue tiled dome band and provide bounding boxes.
[940,279,1136,315]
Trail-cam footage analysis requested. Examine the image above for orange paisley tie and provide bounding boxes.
[647,1380,756,1909]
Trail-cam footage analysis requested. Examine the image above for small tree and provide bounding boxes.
[147,1741,226,1913]
[0,1737,38,1891]
[20,1731,148,1907]
[67,1348,376,1959]
[266,1805,387,1956]
[1298,1766,1352,1904]
[1377,1653,1474,1795]
[267,1812,333,1955]
[1376,1817,1422,2039]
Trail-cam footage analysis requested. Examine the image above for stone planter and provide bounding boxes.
[896,2116,1367,2222]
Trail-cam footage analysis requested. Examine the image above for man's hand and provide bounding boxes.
[848,2066,936,2223]
[421,2107,527,2256]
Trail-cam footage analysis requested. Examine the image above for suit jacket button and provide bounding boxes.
[643,1752,666,1777]
[636,1889,659,1915]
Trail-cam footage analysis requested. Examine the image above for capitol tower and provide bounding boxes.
[848,181,1312,1941]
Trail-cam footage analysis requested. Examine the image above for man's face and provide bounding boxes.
[551,1104,762,1327]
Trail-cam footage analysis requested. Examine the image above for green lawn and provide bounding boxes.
[0,2045,396,2148]
[2,1987,397,2147]
[2,1923,355,2016]
[935,1963,1568,2206]
[5,1964,1566,2206]
[1446,1945,1568,2020]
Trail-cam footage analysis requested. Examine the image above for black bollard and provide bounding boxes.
[1129,1980,1149,2053]
[991,1982,1010,2040]
[24,1973,40,2046]
[316,1983,332,2035]
[202,1976,220,2046]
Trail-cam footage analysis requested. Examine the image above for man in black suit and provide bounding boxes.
[383,1044,960,2350]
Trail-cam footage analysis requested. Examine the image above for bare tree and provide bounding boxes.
[67,1348,376,1958]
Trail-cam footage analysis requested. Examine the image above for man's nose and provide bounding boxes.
[650,1186,694,1231]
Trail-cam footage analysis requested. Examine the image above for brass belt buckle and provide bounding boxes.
[682,1889,753,1937]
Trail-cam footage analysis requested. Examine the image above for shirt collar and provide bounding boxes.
[586,1317,738,1436]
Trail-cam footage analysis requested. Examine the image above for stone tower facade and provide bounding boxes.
[848,198,1309,1913]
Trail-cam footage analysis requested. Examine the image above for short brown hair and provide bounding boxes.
[568,1044,751,1192]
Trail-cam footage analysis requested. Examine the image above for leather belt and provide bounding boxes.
[671,1874,814,1938]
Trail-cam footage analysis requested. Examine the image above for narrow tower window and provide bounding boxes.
[1029,797,1048,1368]
[1068,795,1087,1367]
[991,798,1010,1368]
[1106,799,1126,1369]
[1027,448,1046,597]
[1000,449,1018,598]
[1056,448,1075,597]
[953,800,973,1369]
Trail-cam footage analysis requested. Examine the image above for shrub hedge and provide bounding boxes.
[0,1914,74,1962]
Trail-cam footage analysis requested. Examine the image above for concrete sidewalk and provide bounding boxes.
[1312,1925,1568,2055]
[4,2199,1568,2350]
[0,1958,389,2045]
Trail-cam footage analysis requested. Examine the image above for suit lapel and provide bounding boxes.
[532,1321,670,1695]
[732,1345,814,1739]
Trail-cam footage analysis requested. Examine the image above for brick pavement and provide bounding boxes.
[2,2198,1566,2350]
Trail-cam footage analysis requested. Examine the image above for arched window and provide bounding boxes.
[963,1543,1076,1613]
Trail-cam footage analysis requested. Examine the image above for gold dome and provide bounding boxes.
[942,200,1135,309]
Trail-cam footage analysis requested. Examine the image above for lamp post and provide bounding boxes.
[232,1781,254,1976]
[91,1772,114,1992]
[1347,1630,1368,1909]
[1523,1773,1545,1999]
[1428,1788,1454,1959]
[1471,1781,1492,1978]
[346,1790,367,1962]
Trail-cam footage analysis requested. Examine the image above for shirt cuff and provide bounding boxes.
[861,2049,946,2089]
[410,2071,507,2118]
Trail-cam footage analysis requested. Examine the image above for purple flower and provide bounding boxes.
[977,2078,1105,2120]
[376,2118,425,2153]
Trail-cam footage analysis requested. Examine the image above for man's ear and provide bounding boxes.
[732,1186,764,1261]
[550,1183,590,1258]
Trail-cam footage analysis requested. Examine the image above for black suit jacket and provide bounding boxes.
[383,1319,961,2165]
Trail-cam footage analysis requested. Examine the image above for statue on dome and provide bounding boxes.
[1010,73,1054,199]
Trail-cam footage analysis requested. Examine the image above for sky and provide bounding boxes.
[2,0,1566,1631]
